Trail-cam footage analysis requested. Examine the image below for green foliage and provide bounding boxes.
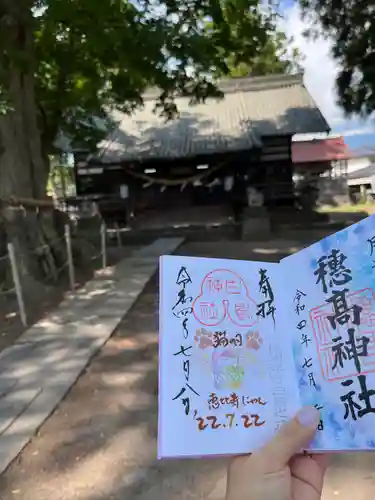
[1,0,298,155]
[206,2,302,77]
[300,0,375,117]
[226,32,302,77]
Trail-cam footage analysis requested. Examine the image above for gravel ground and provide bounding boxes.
[1,239,375,500]
[0,245,139,354]
[0,273,225,500]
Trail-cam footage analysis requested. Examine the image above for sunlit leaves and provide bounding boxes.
[300,0,375,117]
[1,0,297,151]
[208,0,301,78]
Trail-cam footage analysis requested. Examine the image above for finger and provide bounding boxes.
[253,406,320,473]
[310,453,330,472]
[289,454,328,490]
[289,454,329,500]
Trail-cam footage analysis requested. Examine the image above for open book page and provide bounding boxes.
[158,255,300,459]
[281,214,375,451]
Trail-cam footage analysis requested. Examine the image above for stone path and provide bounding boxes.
[0,238,183,477]
[0,270,224,500]
[1,238,375,500]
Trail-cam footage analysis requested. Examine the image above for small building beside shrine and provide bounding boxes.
[292,136,350,178]
[75,73,330,228]
[291,136,352,207]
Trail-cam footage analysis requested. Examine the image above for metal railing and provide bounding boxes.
[0,222,108,328]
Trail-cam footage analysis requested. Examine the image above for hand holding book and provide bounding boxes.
[158,214,375,458]
[226,406,327,500]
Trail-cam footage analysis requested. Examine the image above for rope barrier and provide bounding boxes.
[46,236,66,247]
[0,196,54,209]
[41,260,69,283]
[55,261,69,275]
[0,287,16,297]
[123,161,227,186]
[0,222,106,324]
[21,236,65,257]
[90,252,102,262]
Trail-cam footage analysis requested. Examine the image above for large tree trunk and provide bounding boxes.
[0,0,65,292]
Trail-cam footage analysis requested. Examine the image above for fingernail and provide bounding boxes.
[297,406,320,428]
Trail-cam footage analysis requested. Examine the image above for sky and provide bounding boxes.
[281,2,375,150]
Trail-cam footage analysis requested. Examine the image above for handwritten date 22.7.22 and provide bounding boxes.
[193,411,265,431]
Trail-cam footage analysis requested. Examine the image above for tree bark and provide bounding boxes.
[0,0,65,291]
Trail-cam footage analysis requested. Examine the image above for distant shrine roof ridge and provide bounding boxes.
[142,72,305,101]
[89,70,329,163]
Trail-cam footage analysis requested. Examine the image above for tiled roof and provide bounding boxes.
[93,73,330,163]
[347,164,375,180]
[292,137,350,164]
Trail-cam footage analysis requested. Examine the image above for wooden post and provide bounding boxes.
[114,222,122,248]
[65,224,75,291]
[101,222,107,268]
[7,243,27,327]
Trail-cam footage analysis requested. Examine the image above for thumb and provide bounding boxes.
[254,406,320,473]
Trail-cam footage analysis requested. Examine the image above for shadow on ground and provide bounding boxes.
[0,273,226,500]
[0,245,140,353]
[1,237,375,500]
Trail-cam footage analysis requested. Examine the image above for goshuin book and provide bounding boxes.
[158,213,375,459]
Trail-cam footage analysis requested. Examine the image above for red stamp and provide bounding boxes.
[192,269,257,327]
[310,288,375,382]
